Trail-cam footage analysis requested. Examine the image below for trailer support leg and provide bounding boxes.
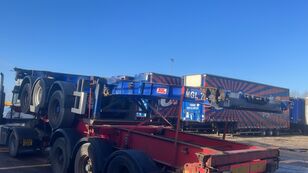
[222,122,228,140]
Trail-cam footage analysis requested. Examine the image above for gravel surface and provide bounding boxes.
[225,135,308,173]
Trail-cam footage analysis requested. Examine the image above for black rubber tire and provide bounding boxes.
[48,90,74,129]
[106,154,141,173]
[8,127,39,157]
[273,130,280,136]
[20,83,31,113]
[32,78,54,113]
[74,139,113,173]
[267,130,273,136]
[50,129,82,173]
[105,150,159,173]
[50,137,70,173]
[8,132,19,157]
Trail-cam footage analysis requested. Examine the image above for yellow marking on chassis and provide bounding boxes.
[22,139,33,146]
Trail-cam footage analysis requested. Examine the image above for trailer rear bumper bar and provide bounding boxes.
[184,158,278,173]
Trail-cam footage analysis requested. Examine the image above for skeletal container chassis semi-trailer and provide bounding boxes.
[0,68,279,173]
[183,74,290,135]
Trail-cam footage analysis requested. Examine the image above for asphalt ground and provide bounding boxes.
[0,147,52,173]
[0,135,307,173]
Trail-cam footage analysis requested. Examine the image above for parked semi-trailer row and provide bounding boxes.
[2,68,304,135]
[5,68,290,131]
[0,68,280,173]
[289,97,308,133]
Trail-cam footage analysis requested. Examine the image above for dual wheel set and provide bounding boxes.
[260,129,280,136]
[7,127,41,157]
[238,129,281,136]
[17,76,161,173]
[18,76,76,129]
[50,136,159,173]
[6,76,76,158]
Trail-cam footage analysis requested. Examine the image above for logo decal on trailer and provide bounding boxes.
[157,88,168,94]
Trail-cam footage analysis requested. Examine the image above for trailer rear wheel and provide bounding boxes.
[261,130,266,136]
[20,83,31,113]
[105,150,159,173]
[8,132,19,157]
[74,139,113,173]
[267,130,273,136]
[48,90,74,129]
[50,137,70,173]
[273,130,280,136]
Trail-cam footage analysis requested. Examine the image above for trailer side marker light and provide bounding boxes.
[22,139,33,146]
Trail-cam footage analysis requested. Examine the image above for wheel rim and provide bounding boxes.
[34,82,43,106]
[268,131,273,136]
[80,155,93,173]
[54,101,60,116]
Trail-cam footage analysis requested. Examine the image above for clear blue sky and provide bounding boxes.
[0,0,308,100]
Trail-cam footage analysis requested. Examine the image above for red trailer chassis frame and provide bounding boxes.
[76,120,279,173]
[73,86,279,173]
